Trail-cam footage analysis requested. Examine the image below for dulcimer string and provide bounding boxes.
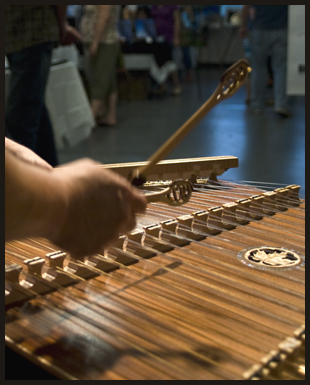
[6,178,304,282]
[7,204,304,302]
[177,195,304,224]
[7,207,304,321]
[191,179,305,210]
[139,179,305,222]
[138,215,304,284]
[195,181,305,205]
[4,268,302,380]
[5,248,268,377]
[91,251,302,358]
[142,206,304,254]
[224,179,305,196]
[113,238,304,315]
[6,254,303,360]
[5,178,304,378]
[8,210,304,310]
[192,180,305,210]
[145,192,305,230]
[5,295,207,380]
[142,231,304,297]
[6,179,304,300]
[5,244,304,379]
[147,213,304,259]
[5,242,302,370]
[140,191,305,249]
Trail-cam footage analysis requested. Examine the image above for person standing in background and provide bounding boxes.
[239,5,291,117]
[150,5,182,96]
[179,5,196,82]
[81,5,121,127]
[121,5,138,20]
[5,5,82,167]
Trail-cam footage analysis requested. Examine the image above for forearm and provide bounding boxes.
[5,137,53,170]
[173,10,181,42]
[240,5,251,28]
[53,5,82,45]
[5,150,64,242]
[6,152,147,257]
[53,5,68,40]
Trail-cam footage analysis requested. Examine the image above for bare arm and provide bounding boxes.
[238,5,251,39]
[90,5,112,55]
[173,8,181,46]
[5,151,147,257]
[5,137,53,170]
[5,149,63,241]
[53,5,83,45]
[53,5,68,39]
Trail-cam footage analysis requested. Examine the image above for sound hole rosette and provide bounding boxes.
[237,246,305,271]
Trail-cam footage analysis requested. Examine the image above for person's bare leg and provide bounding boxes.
[171,70,181,95]
[100,92,118,126]
[157,81,167,96]
[91,99,106,123]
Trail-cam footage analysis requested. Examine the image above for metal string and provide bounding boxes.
[143,203,305,251]
[5,248,215,379]
[8,232,304,335]
[4,243,294,378]
[5,249,249,379]
[4,234,304,378]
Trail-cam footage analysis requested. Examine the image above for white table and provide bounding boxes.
[123,53,154,71]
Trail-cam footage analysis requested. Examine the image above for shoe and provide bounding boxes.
[251,108,263,115]
[275,108,292,118]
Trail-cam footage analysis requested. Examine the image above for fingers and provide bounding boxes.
[112,184,146,237]
[51,160,147,258]
[55,158,101,169]
[131,187,148,214]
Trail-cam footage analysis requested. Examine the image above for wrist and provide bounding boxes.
[5,154,64,241]
[20,167,67,242]
[38,170,69,243]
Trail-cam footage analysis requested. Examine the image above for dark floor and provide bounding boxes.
[57,65,305,197]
